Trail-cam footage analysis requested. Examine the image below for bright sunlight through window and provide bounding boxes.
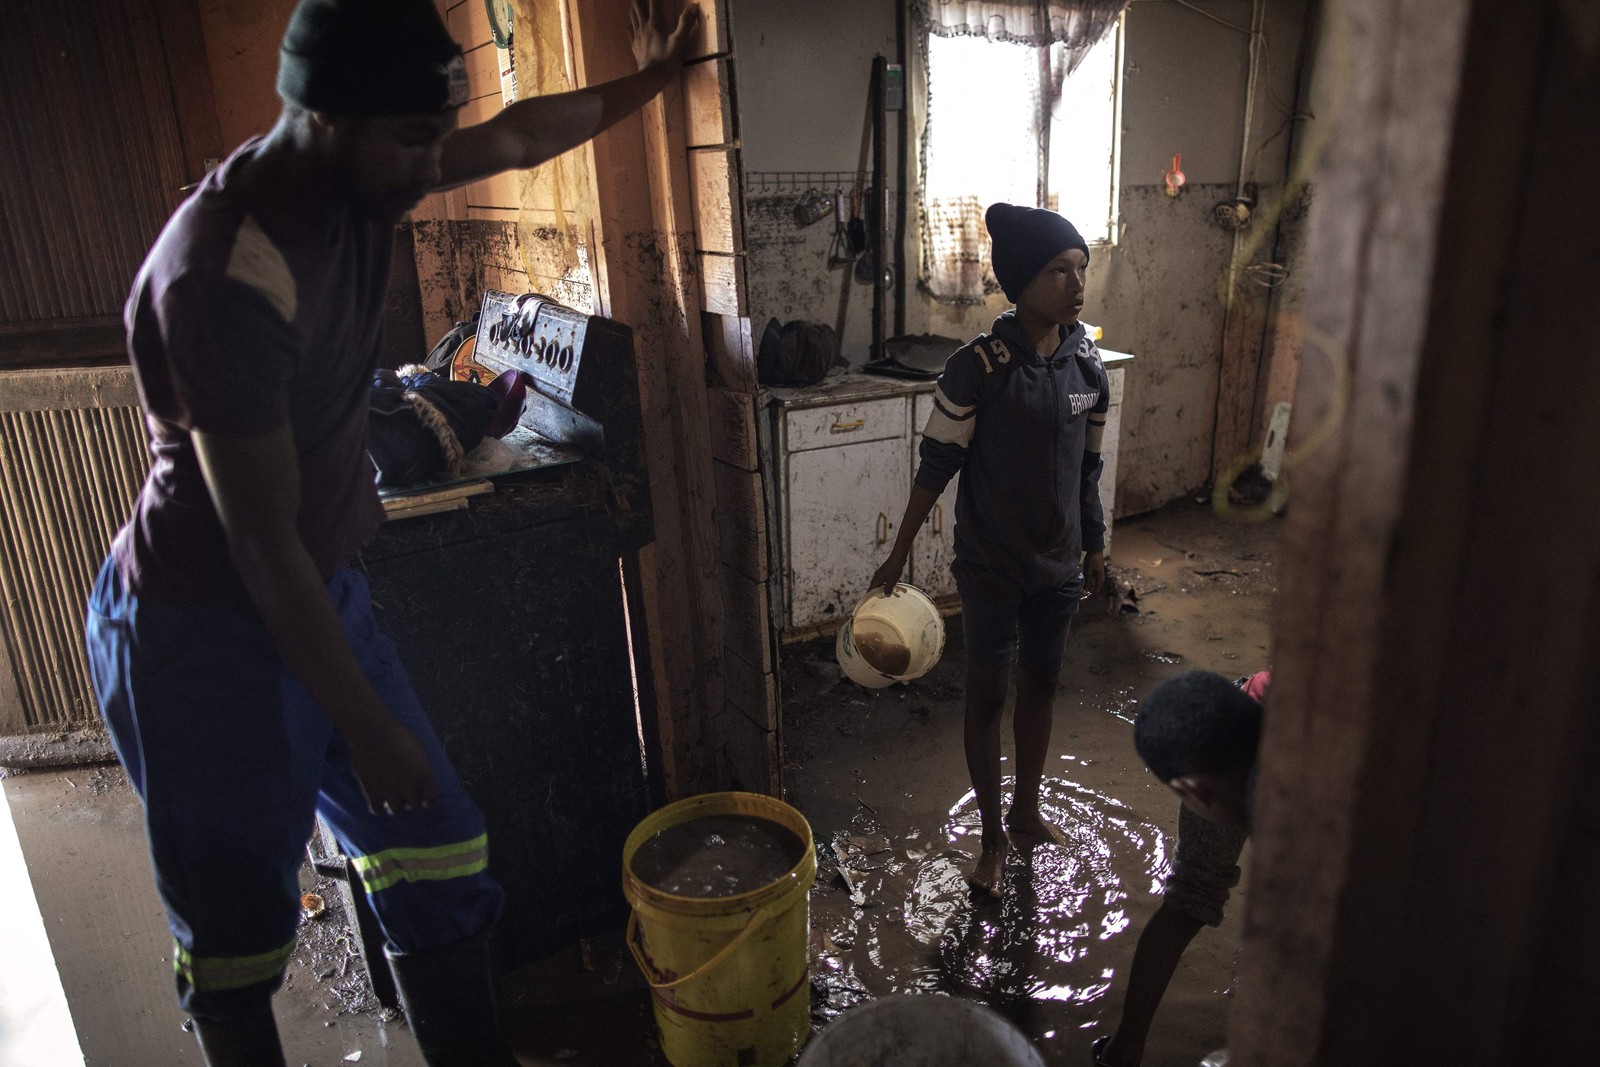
[923,15,1123,270]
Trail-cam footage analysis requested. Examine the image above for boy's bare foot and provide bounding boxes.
[967,838,1009,898]
[1005,808,1066,845]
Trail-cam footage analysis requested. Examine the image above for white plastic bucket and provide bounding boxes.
[797,994,1046,1067]
[835,586,944,687]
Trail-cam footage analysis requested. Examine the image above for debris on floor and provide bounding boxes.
[283,870,390,1019]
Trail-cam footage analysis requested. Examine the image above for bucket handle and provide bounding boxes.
[626,904,772,991]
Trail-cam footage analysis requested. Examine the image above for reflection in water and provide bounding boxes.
[810,776,1169,1041]
[1104,685,1139,724]
[940,778,1167,1006]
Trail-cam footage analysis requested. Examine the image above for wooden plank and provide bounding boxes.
[460,93,504,130]
[151,0,224,185]
[465,206,521,222]
[712,459,766,583]
[0,317,127,369]
[688,0,731,59]
[690,149,742,255]
[721,707,779,796]
[724,661,777,735]
[1330,3,1600,1063]
[707,386,758,469]
[1231,0,1472,1041]
[682,58,733,147]
[1223,1,1600,1065]
[570,0,731,798]
[409,219,468,349]
[1209,261,1267,482]
[411,184,469,222]
[719,563,771,675]
[0,366,139,412]
[481,265,532,296]
[382,497,469,520]
[464,41,503,101]
[702,312,756,392]
[466,167,523,211]
[446,0,493,49]
[700,252,746,316]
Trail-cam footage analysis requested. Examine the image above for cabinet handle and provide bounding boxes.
[876,512,889,545]
[831,418,866,434]
[932,502,943,534]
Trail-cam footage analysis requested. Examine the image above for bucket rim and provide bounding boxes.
[622,791,818,918]
[852,582,940,616]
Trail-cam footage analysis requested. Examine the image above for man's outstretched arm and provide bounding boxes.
[436,0,700,189]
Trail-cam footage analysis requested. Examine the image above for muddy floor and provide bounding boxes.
[496,499,1280,1067]
[782,499,1277,1066]
[2,499,1278,1066]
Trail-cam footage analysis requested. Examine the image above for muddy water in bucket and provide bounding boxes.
[624,793,817,1067]
[852,618,912,677]
[631,815,807,899]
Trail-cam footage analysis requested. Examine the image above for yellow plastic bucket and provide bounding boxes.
[622,792,817,1067]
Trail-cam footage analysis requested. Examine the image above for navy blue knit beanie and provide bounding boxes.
[1134,670,1263,782]
[277,0,468,116]
[985,203,1090,302]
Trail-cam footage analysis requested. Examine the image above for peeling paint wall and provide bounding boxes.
[731,0,1316,515]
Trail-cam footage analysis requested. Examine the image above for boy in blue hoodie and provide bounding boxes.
[871,203,1108,895]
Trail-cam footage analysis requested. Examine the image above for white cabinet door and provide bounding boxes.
[910,391,959,600]
[1099,365,1125,552]
[786,434,912,629]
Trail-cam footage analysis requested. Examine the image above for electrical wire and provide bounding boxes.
[1171,0,1251,35]
[1168,2,1299,118]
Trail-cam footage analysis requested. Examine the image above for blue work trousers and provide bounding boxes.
[85,560,503,1019]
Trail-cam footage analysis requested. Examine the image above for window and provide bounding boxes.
[919,13,1124,303]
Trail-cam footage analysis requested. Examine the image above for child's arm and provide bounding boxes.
[871,485,940,595]
[870,350,981,595]
[1079,354,1111,599]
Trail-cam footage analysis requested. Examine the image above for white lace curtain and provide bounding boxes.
[915,1,1128,304]
[917,0,1127,68]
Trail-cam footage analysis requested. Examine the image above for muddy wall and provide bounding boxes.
[731,0,1316,515]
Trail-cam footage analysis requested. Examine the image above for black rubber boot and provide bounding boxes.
[385,931,519,1066]
[192,1010,287,1067]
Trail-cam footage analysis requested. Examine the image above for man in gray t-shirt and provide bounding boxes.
[86,2,701,1064]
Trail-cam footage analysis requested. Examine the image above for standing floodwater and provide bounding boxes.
[631,814,807,898]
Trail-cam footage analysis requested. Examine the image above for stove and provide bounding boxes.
[470,290,637,459]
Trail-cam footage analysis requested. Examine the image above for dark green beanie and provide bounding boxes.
[277,0,467,115]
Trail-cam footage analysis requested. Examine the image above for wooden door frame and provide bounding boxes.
[1231,0,1600,1062]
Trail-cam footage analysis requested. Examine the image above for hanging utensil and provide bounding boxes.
[846,185,868,259]
[795,187,833,227]
[828,188,854,266]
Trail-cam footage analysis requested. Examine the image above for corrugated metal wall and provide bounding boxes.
[0,1,218,732]
[0,370,148,734]
[0,0,197,325]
